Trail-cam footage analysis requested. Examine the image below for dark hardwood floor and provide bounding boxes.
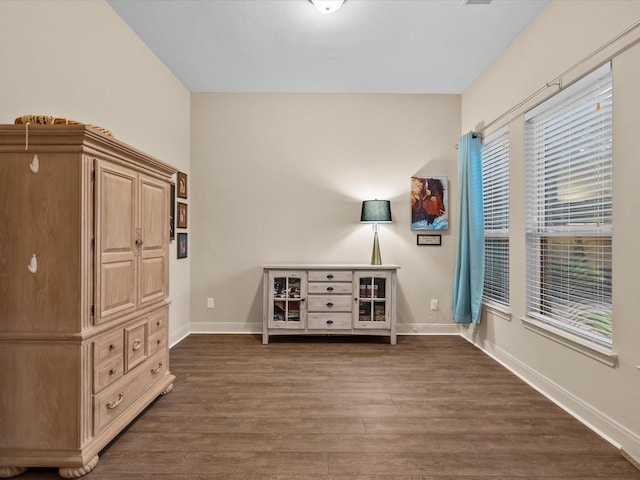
[18,334,640,479]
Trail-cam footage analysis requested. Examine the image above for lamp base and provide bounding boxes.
[371,231,382,265]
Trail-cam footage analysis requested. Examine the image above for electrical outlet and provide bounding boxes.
[207,297,214,309]
[430,299,439,311]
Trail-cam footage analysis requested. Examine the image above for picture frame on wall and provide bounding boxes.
[411,176,449,230]
[177,171,188,199]
[170,183,176,239]
[417,234,442,246]
[177,202,188,229]
[177,232,188,259]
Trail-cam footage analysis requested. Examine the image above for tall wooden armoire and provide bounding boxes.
[0,124,176,478]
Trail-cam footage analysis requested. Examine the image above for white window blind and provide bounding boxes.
[482,126,509,307]
[524,63,613,348]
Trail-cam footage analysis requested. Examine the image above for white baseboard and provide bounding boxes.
[169,323,191,348]
[461,332,640,467]
[186,322,460,337]
[397,323,461,335]
[190,322,261,335]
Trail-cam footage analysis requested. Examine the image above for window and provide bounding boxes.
[482,126,510,308]
[524,63,613,348]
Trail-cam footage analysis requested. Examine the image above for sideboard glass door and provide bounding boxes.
[354,272,391,328]
[269,272,306,329]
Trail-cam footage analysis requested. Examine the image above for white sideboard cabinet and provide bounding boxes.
[263,264,399,345]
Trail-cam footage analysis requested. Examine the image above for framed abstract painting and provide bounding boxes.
[411,176,448,230]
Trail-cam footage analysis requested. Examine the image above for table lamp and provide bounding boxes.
[360,199,392,265]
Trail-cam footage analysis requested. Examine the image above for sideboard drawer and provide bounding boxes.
[307,295,353,312]
[308,313,352,330]
[308,282,352,294]
[307,271,353,282]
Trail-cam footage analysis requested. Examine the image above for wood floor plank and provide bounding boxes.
[13,334,640,479]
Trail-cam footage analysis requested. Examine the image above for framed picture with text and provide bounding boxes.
[417,234,442,246]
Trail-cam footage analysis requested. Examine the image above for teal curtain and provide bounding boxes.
[452,132,485,324]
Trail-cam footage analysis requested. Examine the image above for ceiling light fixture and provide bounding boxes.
[309,0,345,14]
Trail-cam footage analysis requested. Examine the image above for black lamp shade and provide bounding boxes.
[360,200,392,223]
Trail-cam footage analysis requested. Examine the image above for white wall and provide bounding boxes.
[0,0,192,342]
[190,94,461,335]
[461,0,640,463]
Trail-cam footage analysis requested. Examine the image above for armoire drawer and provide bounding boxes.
[125,321,148,373]
[94,356,124,392]
[147,308,167,337]
[93,329,124,366]
[148,329,166,356]
[93,352,167,434]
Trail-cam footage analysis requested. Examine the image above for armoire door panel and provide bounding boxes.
[140,256,166,305]
[139,175,168,307]
[100,260,137,318]
[140,177,166,251]
[100,171,136,252]
[95,161,138,323]
[0,154,83,333]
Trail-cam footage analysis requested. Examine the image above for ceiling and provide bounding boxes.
[108,0,549,94]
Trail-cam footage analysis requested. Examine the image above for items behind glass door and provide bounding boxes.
[358,276,387,322]
[273,277,301,322]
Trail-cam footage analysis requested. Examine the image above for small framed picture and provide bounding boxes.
[170,183,176,239]
[177,232,188,259]
[177,202,188,229]
[177,171,188,199]
[417,234,442,246]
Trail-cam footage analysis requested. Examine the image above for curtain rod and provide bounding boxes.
[456,18,640,149]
